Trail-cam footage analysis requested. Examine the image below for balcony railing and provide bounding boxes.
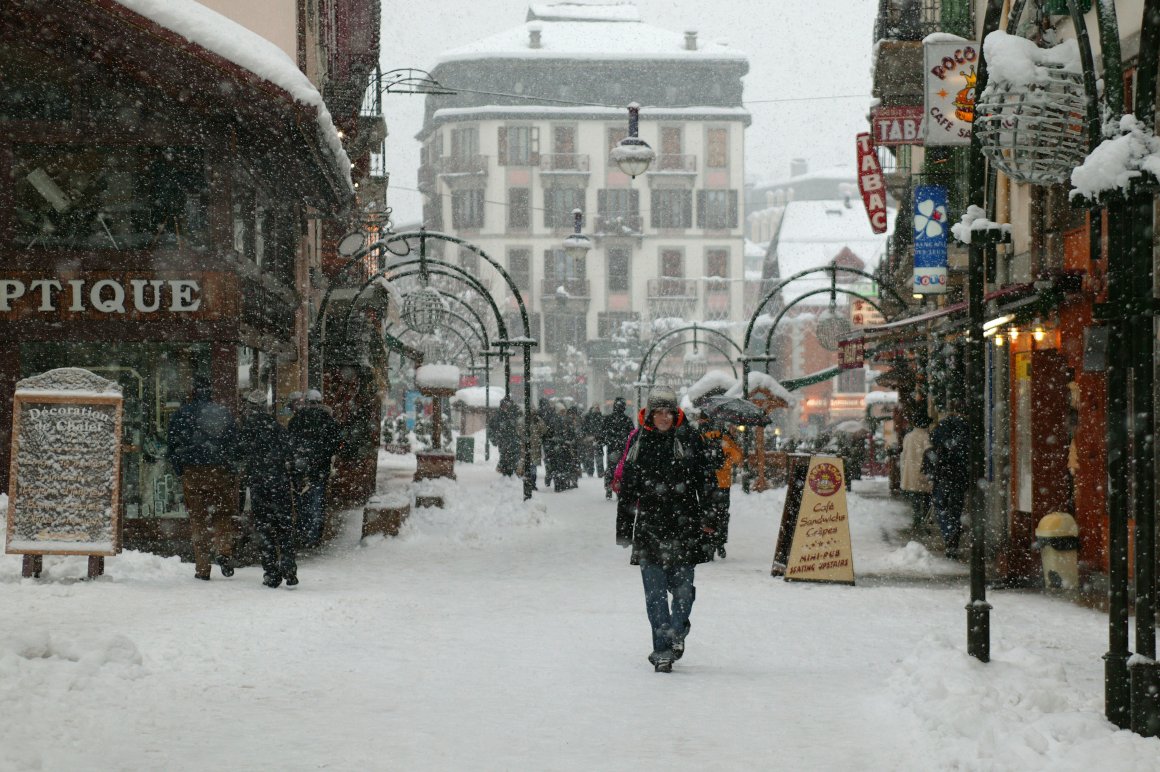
[540,153,590,172]
[647,278,698,299]
[542,277,590,298]
[874,0,973,43]
[437,155,489,175]
[653,154,697,173]
[596,213,643,234]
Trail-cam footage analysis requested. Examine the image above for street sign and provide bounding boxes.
[838,337,865,370]
[850,299,885,328]
[923,37,977,146]
[913,185,949,294]
[855,133,888,234]
[771,455,855,585]
[871,106,924,146]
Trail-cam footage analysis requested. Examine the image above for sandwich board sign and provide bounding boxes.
[5,368,123,578]
[771,454,855,585]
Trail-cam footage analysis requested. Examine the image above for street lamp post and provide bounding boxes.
[610,103,656,178]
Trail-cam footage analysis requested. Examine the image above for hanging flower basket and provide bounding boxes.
[974,32,1090,186]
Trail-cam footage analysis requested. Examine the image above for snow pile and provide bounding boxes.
[452,386,506,409]
[865,390,899,406]
[415,364,461,390]
[0,548,190,583]
[686,370,739,407]
[1071,114,1160,199]
[393,476,550,545]
[951,204,1013,244]
[983,31,1082,88]
[111,0,351,188]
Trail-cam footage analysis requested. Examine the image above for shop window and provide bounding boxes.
[11,145,209,251]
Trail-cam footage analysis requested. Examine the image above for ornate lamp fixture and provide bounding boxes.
[402,286,448,335]
[610,103,656,178]
[561,208,592,263]
[682,324,707,380]
[974,36,1089,185]
[814,305,852,352]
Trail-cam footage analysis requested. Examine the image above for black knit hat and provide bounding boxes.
[646,389,679,412]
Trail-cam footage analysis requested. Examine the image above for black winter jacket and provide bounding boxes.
[620,417,714,567]
[165,397,237,476]
[236,410,293,513]
[288,405,342,482]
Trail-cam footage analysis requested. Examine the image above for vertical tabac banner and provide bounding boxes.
[855,133,888,235]
[783,456,854,585]
[913,185,949,295]
[923,36,977,146]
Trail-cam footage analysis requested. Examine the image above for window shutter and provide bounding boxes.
[650,190,661,228]
[530,127,541,166]
[682,190,693,227]
[498,127,508,166]
[597,189,607,217]
[629,189,640,215]
[696,190,706,228]
[728,190,739,228]
[544,249,555,279]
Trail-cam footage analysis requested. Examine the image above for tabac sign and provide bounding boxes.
[871,106,924,146]
[0,272,236,321]
[924,36,977,146]
[855,133,888,235]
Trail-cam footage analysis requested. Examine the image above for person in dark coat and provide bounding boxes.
[287,389,342,548]
[618,389,714,672]
[166,375,238,581]
[580,405,604,477]
[237,390,298,588]
[602,397,635,499]
[489,396,522,476]
[928,402,971,559]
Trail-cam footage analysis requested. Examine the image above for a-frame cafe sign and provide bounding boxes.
[5,368,124,579]
[771,454,855,584]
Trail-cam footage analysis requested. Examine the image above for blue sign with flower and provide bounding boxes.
[913,185,948,294]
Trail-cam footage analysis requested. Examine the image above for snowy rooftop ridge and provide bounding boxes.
[111,0,352,191]
[528,1,641,23]
[435,18,745,65]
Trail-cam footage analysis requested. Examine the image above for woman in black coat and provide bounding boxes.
[619,389,715,672]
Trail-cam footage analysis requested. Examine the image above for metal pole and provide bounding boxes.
[963,0,1007,663]
[522,343,534,500]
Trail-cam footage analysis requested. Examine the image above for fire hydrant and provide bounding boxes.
[1035,512,1080,590]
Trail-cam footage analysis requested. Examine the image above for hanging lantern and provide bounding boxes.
[974,38,1089,186]
[610,103,656,178]
[814,307,852,352]
[682,348,707,381]
[402,286,448,335]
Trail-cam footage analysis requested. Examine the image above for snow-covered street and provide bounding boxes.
[1,452,1157,771]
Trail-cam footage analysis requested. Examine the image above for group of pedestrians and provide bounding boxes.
[165,377,342,587]
[899,401,971,560]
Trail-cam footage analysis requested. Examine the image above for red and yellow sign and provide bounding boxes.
[855,133,888,235]
[783,455,855,584]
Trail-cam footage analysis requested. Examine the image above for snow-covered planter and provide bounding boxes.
[974,31,1089,186]
[1071,114,1160,200]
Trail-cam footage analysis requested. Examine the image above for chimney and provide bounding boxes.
[790,158,808,178]
[529,23,542,49]
[684,30,698,51]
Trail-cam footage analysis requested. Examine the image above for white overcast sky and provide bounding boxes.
[379,0,880,225]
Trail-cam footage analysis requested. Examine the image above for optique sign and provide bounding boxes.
[855,133,888,235]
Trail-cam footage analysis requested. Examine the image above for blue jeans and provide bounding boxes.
[640,562,695,654]
[294,478,327,547]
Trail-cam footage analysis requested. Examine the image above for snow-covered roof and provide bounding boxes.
[770,200,895,308]
[435,12,746,65]
[452,386,507,409]
[112,0,352,192]
[725,372,794,404]
[528,1,640,22]
[686,370,739,406]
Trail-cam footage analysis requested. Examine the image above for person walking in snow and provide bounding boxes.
[698,420,743,559]
[928,402,971,559]
[237,390,298,588]
[618,389,714,672]
[287,389,342,548]
[489,396,522,476]
[581,404,605,477]
[899,410,934,532]
[166,375,239,581]
[602,396,635,499]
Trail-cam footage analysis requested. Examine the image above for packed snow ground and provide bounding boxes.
[1,451,1158,771]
